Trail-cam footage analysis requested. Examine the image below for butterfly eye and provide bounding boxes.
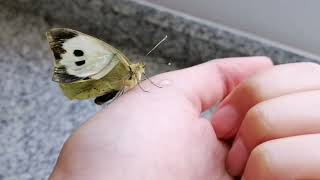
[73,49,84,56]
[75,60,86,66]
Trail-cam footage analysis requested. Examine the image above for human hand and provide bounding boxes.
[213,62,320,179]
[49,57,272,180]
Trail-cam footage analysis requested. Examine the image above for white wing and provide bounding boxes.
[47,28,123,83]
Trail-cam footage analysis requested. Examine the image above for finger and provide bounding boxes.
[212,62,320,138]
[227,90,320,176]
[149,56,273,112]
[242,134,320,180]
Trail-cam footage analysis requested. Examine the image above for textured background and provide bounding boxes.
[0,0,318,179]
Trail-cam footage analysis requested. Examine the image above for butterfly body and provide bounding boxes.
[46,28,145,104]
[59,58,144,100]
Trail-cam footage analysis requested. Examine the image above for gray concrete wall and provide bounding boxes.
[144,0,320,56]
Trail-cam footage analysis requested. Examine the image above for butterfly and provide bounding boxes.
[46,28,145,105]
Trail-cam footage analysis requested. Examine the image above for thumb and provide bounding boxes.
[154,56,273,112]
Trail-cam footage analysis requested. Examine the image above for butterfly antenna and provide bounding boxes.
[143,73,162,88]
[144,35,171,67]
[146,35,168,56]
[142,35,168,89]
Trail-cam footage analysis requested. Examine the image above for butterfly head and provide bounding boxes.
[129,63,145,81]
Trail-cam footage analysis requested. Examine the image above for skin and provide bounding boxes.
[212,62,320,179]
[50,56,320,180]
[49,57,272,180]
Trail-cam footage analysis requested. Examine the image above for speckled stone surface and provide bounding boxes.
[0,3,175,180]
[0,0,319,179]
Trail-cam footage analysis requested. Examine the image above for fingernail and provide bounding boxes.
[212,105,239,138]
[227,138,249,176]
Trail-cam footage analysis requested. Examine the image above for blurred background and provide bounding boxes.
[146,0,320,58]
[0,0,319,179]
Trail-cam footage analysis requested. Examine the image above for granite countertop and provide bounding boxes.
[0,0,319,179]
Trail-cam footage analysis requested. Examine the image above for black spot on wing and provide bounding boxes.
[73,49,84,56]
[75,60,86,66]
[94,91,119,105]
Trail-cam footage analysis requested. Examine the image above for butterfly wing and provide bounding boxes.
[46,28,127,83]
[59,55,132,100]
[94,88,127,105]
[94,90,120,105]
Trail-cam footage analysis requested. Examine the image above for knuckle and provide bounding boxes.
[250,144,270,166]
[248,104,273,134]
[246,143,275,178]
[242,104,274,147]
[240,62,320,104]
[240,77,265,104]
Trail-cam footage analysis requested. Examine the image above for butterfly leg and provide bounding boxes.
[124,79,149,93]
[137,81,149,93]
[142,73,162,88]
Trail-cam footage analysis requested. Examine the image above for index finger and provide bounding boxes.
[150,56,273,113]
[212,62,320,139]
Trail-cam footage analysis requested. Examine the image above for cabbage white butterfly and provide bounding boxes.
[46,28,146,105]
